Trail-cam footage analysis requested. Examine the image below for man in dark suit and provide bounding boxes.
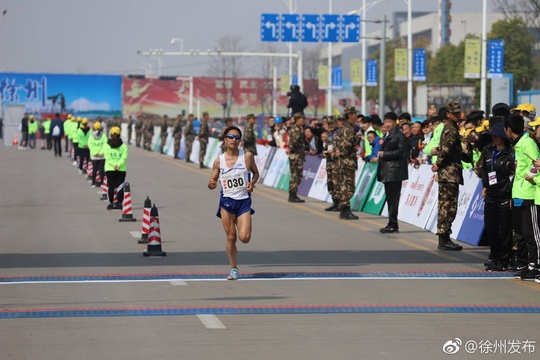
[377,112,409,233]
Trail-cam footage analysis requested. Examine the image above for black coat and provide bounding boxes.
[287,91,308,115]
[377,127,409,183]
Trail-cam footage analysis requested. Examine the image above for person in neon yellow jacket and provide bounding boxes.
[27,115,38,149]
[88,121,107,187]
[76,118,91,175]
[103,126,128,210]
[43,117,52,150]
[424,116,444,164]
[71,117,82,166]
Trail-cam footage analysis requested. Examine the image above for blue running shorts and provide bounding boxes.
[216,196,255,218]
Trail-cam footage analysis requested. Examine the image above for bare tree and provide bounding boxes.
[495,0,540,48]
[208,35,246,119]
[300,44,324,117]
[254,44,282,115]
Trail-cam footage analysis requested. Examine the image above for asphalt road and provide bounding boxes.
[1,144,538,360]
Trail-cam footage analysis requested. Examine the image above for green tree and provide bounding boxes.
[488,18,537,92]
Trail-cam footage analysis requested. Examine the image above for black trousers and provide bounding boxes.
[484,199,512,263]
[52,136,62,155]
[46,134,52,150]
[106,171,126,205]
[91,159,105,186]
[78,148,90,171]
[521,204,540,266]
[384,181,402,228]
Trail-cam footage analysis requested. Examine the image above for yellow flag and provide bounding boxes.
[280,75,290,95]
[318,65,329,90]
[394,48,408,81]
[464,38,481,79]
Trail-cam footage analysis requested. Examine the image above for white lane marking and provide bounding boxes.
[0,277,513,285]
[169,280,187,286]
[197,314,226,329]
[130,231,141,238]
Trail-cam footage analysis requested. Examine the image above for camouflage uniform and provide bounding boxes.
[172,116,182,159]
[243,120,257,155]
[288,122,305,194]
[160,115,169,154]
[324,122,339,210]
[198,118,209,167]
[135,117,144,147]
[143,117,154,151]
[435,102,464,250]
[333,110,358,214]
[218,127,228,153]
[184,118,195,162]
[127,116,134,145]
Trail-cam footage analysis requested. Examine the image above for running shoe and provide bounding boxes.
[227,268,238,280]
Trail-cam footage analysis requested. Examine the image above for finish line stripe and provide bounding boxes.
[0,271,513,284]
[2,304,539,319]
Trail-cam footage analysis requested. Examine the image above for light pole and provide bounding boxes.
[283,0,297,87]
[480,0,487,112]
[348,0,387,115]
[170,38,184,52]
[407,0,413,115]
[327,0,333,115]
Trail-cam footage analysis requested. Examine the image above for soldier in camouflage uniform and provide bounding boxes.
[242,114,258,155]
[160,115,170,154]
[184,114,195,163]
[218,118,234,153]
[332,107,359,220]
[431,101,464,251]
[127,115,134,145]
[323,115,340,211]
[198,112,210,168]
[143,116,154,151]
[135,115,144,147]
[172,114,183,159]
[287,113,306,203]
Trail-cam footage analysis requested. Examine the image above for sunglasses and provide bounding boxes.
[226,134,241,140]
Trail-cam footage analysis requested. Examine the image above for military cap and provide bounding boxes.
[344,106,357,115]
[446,101,461,114]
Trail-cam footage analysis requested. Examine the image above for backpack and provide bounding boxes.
[52,125,61,136]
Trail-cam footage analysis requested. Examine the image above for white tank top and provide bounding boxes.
[219,150,250,200]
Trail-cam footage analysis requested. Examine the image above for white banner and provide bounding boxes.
[263,148,288,187]
[307,158,331,202]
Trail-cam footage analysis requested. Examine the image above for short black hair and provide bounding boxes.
[398,112,411,121]
[383,112,398,121]
[370,114,383,126]
[224,126,242,138]
[361,115,372,124]
[366,130,377,137]
[505,114,524,136]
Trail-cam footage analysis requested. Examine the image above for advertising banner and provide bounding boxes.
[350,162,378,211]
[307,158,332,202]
[398,165,438,228]
[464,39,481,79]
[263,148,288,187]
[456,181,485,246]
[362,180,386,215]
[394,49,408,81]
[0,72,122,118]
[451,170,482,240]
[350,59,362,86]
[298,155,322,196]
[259,146,277,184]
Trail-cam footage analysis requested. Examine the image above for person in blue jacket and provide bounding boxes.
[50,113,64,157]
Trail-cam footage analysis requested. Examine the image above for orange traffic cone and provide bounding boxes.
[100,175,108,200]
[143,204,166,257]
[119,182,136,222]
[138,196,152,244]
[95,169,102,186]
[12,134,19,146]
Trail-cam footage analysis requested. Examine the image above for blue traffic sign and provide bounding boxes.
[281,14,300,42]
[487,39,504,78]
[261,14,280,42]
[413,48,427,81]
[366,59,378,86]
[341,15,360,42]
[322,14,340,42]
[301,14,320,42]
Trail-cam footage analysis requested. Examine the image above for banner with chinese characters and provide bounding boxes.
[366,59,378,87]
[394,48,408,81]
[464,38,481,79]
[0,72,122,118]
[350,59,362,86]
[318,65,329,90]
[487,39,505,79]
[413,48,427,81]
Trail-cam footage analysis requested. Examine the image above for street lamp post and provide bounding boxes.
[170,38,184,52]
[407,0,413,115]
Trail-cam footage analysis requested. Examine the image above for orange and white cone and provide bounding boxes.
[95,170,101,186]
[82,158,88,171]
[119,182,136,222]
[138,196,152,244]
[100,175,108,200]
[86,160,93,181]
[143,204,166,257]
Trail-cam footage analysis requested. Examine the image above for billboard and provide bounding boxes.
[0,72,122,118]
